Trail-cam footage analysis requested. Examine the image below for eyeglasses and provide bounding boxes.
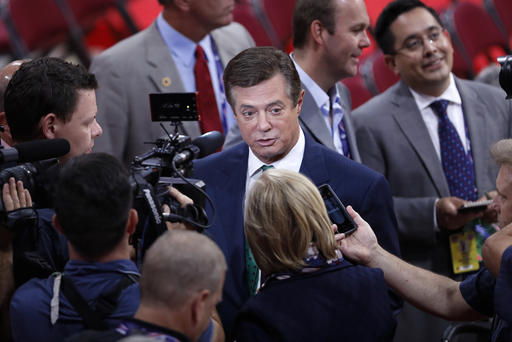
[394,27,446,55]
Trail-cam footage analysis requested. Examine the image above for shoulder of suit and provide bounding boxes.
[90,24,157,72]
[195,142,247,169]
[212,21,251,37]
[94,24,155,60]
[352,82,402,119]
[456,77,508,102]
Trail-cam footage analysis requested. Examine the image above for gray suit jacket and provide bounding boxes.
[223,81,361,162]
[353,77,512,274]
[90,21,254,164]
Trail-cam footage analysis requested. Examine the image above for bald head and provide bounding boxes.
[0,60,25,112]
[0,60,26,146]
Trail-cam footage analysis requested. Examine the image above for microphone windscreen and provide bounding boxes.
[14,139,70,163]
[193,131,224,158]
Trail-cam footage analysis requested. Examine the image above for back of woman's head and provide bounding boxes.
[244,169,338,275]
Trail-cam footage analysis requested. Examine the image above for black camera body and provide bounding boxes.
[498,55,512,99]
[0,159,60,213]
[130,92,223,263]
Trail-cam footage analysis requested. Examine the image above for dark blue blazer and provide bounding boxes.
[234,260,397,342]
[193,133,401,339]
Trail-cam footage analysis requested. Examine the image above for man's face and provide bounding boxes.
[190,0,234,32]
[322,0,371,79]
[232,73,303,165]
[385,7,453,93]
[53,89,102,163]
[494,164,512,228]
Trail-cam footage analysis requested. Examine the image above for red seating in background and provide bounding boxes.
[360,50,400,94]
[0,0,78,58]
[342,74,374,109]
[484,0,512,45]
[233,0,276,47]
[260,0,295,49]
[442,1,510,77]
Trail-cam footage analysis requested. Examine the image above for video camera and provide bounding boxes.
[498,56,512,99]
[130,92,223,264]
[0,139,70,212]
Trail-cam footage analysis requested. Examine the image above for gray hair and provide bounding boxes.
[139,230,226,308]
[491,139,512,166]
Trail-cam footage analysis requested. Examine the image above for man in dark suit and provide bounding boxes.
[223,0,371,162]
[352,1,512,341]
[90,0,254,165]
[194,46,401,340]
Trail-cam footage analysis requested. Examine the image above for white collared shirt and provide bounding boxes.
[409,73,468,160]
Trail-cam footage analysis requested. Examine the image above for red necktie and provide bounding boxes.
[194,45,223,134]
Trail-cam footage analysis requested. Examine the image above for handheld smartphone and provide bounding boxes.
[318,184,357,235]
[457,199,493,213]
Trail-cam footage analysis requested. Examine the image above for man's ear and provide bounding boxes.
[126,208,138,236]
[310,19,325,46]
[173,0,190,11]
[52,214,63,234]
[40,113,58,139]
[190,289,210,326]
[295,89,305,116]
[384,54,400,75]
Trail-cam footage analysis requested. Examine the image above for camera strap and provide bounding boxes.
[54,272,139,330]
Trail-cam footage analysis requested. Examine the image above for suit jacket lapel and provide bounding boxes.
[456,78,488,193]
[337,83,361,162]
[145,23,185,93]
[391,81,450,197]
[299,83,336,150]
[144,22,200,138]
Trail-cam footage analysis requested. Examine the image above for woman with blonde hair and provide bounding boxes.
[235,169,397,341]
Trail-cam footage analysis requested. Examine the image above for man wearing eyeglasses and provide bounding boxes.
[352,0,512,341]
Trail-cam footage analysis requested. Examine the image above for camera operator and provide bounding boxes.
[0,57,102,289]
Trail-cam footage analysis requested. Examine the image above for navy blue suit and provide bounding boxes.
[193,133,401,339]
[235,260,397,342]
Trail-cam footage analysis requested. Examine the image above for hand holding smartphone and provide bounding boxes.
[318,184,357,235]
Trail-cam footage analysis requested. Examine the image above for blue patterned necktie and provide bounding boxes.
[430,100,477,201]
[333,96,352,159]
[245,164,274,295]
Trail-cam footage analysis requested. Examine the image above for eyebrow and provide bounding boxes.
[239,100,286,110]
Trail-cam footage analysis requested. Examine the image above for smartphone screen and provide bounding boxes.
[318,184,357,235]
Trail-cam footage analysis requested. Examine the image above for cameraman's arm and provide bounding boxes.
[162,187,194,231]
[0,177,33,339]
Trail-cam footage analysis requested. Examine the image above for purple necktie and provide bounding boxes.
[332,96,352,159]
[430,99,477,200]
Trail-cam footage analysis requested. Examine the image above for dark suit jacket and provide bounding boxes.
[353,78,512,275]
[193,133,400,339]
[223,82,361,162]
[234,261,397,342]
